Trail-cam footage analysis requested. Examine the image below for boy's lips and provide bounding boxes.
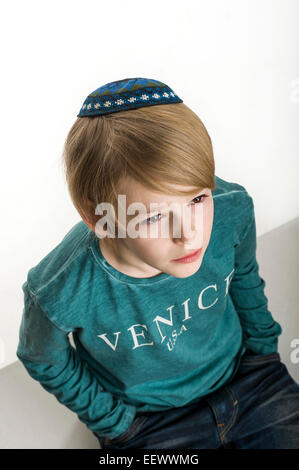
[172,248,201,261]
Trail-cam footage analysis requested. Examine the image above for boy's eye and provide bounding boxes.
[190,194,209,205]
[143,194,209,225]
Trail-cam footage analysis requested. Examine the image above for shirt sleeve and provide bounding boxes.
[228,197,282,354]
[16,281,137,440]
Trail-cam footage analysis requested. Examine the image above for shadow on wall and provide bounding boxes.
[257,216,299,383]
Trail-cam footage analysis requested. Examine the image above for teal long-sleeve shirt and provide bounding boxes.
[16,175,282,440]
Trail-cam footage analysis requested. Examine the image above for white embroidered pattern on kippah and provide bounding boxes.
[82,91,176,111]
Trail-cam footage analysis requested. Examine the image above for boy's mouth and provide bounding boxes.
[172,248,202,262]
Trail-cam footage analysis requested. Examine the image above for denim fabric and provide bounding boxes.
[95,351,299,449]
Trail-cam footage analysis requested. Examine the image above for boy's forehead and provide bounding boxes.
[117,176,201,208]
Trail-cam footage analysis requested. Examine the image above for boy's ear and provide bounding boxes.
[78,199,97,232]
[78,199,109,238]
[79,211,94,232]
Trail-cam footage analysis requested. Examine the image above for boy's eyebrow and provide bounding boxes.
[143,189,207,215]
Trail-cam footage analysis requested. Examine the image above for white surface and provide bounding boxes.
[0,360,100,449]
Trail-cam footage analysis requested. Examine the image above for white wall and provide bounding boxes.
[1,0,298,369]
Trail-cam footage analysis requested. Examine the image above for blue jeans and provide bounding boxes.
[94,350,299,449]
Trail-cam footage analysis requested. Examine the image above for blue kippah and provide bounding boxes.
[77,77,183,117]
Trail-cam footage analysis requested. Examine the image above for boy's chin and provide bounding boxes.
[165,262,202,278]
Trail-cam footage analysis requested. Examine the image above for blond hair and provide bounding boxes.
[61,102,216,241]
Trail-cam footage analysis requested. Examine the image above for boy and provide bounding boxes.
[16,77,299,449]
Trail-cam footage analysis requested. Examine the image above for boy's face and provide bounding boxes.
[93,176,214,279]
